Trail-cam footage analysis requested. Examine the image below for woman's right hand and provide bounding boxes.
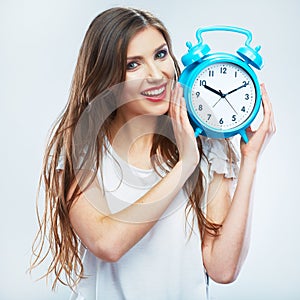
[169,83,200,176]
[240,83,276,163]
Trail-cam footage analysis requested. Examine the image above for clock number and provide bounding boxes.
[241,106,246,112]
[199,80,207,86]
[232,115,237,122]
[220,67,227,74]
[198,104,203,111]
[196,91,200,98]
[219,118,224,125]
[245,93,249,100]
[235,71,237,78]
[243,80,250,86]
[207,114,211,120]
[209,70,214,77]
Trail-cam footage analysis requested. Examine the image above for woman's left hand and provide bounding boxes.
[240,83,276,161]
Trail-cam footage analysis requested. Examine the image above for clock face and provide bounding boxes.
[190,62,257,131]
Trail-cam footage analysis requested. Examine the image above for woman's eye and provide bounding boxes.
[155,49,168,59]
[126,61,138,70]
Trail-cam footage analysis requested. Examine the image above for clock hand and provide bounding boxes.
[212,96,223,108]
[204,84,224,97]
[225,81,249,96]
[206,85,237,113]
[224,96,238,115]
[212,94,238,115]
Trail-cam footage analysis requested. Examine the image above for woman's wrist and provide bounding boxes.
[175,159,197,182]
[240,155,257,173]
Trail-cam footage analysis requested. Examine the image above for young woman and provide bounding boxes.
[30,7,275,300]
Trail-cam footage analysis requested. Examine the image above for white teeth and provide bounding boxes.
[142,86,165,96]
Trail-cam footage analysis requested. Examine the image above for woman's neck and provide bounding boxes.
[109,113,158,169]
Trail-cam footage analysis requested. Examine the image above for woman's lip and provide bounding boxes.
[141,83,167,94]
[144,89,167,102]
[141,83,168,102]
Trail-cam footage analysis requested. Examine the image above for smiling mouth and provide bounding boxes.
[141,84,166,97]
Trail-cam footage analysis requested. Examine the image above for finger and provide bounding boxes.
[271,109,276,133]
[169,84,179,118]
[268,99,276,134]
[170,84,185,135]
[179,94,190,125]
[244,126,255,141]
[260,84,276,134]
[178,90,195,136]
[262,85,276,134]
[246,126,254,134]
[174,85,187,119]
[259,84,272,129]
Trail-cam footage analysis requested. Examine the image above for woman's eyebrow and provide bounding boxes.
[154,43,167,52]
[127,43,167,60]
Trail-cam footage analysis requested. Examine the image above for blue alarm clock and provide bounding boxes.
[179,26,263,143]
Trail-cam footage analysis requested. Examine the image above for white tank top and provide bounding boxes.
[69,137,239,300]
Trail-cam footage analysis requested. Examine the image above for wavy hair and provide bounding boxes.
[29,7,221,290]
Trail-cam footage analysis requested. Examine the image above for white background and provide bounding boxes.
[1,0,299,299]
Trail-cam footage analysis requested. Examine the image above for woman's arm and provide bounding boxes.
[69,84,199,262]
[70,160,190,262]
[202,84,276,283]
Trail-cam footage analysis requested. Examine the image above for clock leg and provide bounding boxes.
[194,127,203,138]
[239,129,249,143]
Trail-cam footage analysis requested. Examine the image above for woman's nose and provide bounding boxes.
[146,63,164,83]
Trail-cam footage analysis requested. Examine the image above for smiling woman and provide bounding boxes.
[29,6,275,300]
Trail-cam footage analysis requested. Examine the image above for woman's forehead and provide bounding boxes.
[127,27,166,57]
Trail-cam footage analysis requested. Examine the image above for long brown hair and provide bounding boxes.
[30,7,220,290]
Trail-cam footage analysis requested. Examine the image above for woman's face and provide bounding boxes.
[117,26,175,119]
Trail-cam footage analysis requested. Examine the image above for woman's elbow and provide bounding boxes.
[92,238,125,263]
[207,265,240,284]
